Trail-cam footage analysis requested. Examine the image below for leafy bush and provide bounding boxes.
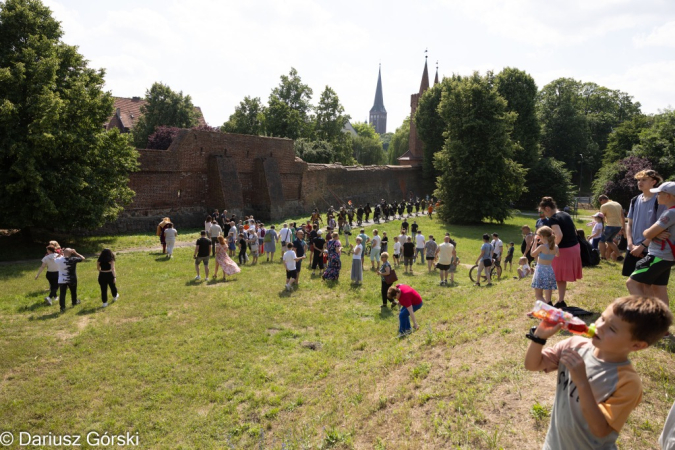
[518,157,575,210]
[592,156,654,208]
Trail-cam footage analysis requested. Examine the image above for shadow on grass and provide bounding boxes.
[349,282,363,290]
[154,256,172,262]
[77,306,100,316]
[323,280,339,289]
[185,279,203,286]
[278,289,292,298]
[378,307,395,319]
[30,310,63,321]
[17,299,51,312]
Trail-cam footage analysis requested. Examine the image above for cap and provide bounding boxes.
[592,212,605,219]
[317,230,323,235]
[650,181,675,195]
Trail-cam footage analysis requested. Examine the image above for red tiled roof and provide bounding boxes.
[106,96,207,131]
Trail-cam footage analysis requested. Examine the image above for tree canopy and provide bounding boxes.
[0,0,138,232]
[387,117,410,165]
[266,68,313,140]
[132,82,200,148]
[434,72,526,223]
[221,96,266,135]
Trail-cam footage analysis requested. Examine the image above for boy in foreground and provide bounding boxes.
[524,295,672,449]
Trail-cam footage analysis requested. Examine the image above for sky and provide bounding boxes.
[42,0,675,133]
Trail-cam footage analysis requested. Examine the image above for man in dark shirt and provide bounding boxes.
[194,231,211,281]
[311,230,326,275]
[56,248,85,312]
[293,230,307,284]
[401,219,409,233]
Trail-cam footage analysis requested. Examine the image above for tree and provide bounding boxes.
[351,121,380,140]
[294,138,335,164]
[0,0,138,233]
[602,114,652,164]
[592,156,654,208]
[222,96,266,135]
[314,86,350,142]
[434,72,526,224]
[518,158,574,210]
[631,109,675,178]
[266,67,313,140]
[353,135,386,165]
[381,132,393,152]
[387,117,410,164]
[132,82,200,148]
[416,82,446,181]
[146,126,181,150]
[495,67,541,167]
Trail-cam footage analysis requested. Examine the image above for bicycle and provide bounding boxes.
[469,261,502,284]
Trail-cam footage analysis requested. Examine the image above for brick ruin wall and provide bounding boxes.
[99,129,423,233]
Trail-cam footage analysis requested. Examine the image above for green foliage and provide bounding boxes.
[294,138,335,164]
[0,0,138,231]
[387,116,410,165]
[314,86,350,142]
[351,121,380,140]
[221,96,266,135]
[266,67,313,140]
[381,132,393,152]
[602,114,652,164]
[353,135,385,165]
[518,158,574,209]
[495,67,541,168]
[132,82,200,148]
[416,81,447,182]
[631,109,675,178]
[530,402,550,422]
[434,72,526,224]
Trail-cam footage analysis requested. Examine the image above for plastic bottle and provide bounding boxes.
[528,300,596,337]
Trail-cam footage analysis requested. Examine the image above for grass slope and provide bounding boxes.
[1,213,673,449]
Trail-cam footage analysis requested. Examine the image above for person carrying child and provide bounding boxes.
[530,226,559,305]
[524,295,672,449]
[627,181,675,308]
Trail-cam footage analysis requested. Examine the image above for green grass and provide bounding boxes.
[1,213,674,449]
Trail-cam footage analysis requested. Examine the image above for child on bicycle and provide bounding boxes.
[530,226,559,305]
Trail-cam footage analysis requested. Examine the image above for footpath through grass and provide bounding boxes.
[1,213,674,449]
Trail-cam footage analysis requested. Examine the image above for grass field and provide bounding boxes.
[1,212,673,449]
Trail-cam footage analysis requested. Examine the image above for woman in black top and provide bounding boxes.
[539,196,583,306]
[97,248,118,307]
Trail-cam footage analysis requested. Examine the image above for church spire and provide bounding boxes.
[369,63,387,134]
[434,61,439,85]
[419,50,430,94]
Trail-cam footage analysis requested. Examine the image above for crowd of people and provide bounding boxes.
[31,182,675,449]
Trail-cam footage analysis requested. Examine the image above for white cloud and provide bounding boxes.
[634,20,675,47]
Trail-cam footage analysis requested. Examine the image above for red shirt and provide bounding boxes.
[397,284,422,308]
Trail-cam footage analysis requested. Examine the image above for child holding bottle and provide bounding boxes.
[531,226,559,305]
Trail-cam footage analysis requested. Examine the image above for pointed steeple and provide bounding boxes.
[419,51,430,94]
[434,61,439,85]
[370,64,386,114]
[369,63,387,134]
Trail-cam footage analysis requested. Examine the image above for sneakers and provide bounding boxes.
[205,277,209,281]
[73,300,81,306]
[102,302,108,308]
[45,297,53,305]
[285,283,291,291]
[195,276,201,280]
[439,281,445,286]
[112,294,119,303]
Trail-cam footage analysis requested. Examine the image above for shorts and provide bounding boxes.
[630,255,675,286]
[370,247,381,261]
[600,226,621,243]
[286,270,297,279]
[404,256,414,266]
[622,248,648,277]
[393,253,400,258]
[195,256,209,266]
[436,263,450,271]
[426,256,435,261]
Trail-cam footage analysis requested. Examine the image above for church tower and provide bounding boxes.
[398,53,431,166]
[369,64,387,135]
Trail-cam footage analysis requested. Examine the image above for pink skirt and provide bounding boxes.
[551,243,583,282]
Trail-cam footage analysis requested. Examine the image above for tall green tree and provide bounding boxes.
[132,82,200,148]
[266,67,313,140]
[353,135,386,165]
[221,96,266,135]
[314,86,350,142]
[602,114,652,164]
[495,67,541,167]
[434,72,526,223]
[351,121,380,140]
[388,117,410,164]
[631,109,675,177]
[415,82,446,181]
[0,0,138,233]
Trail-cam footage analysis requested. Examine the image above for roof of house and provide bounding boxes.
[109,96,207,131]
[397,150,423,161]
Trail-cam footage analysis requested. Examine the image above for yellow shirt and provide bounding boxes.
[601,200,624,227]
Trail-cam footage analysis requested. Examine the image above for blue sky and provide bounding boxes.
[44,0,675,133]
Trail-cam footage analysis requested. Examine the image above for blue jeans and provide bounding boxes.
[399,302,423,334]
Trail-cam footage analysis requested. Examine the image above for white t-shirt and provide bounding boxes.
[204,221,212,235]
[41,253,60,272]
[415,234,425,249]
[353,244,363,260]
[591,222,603,239]
[491,238,503,257]
[279,227,292,243]
[283,250,297,270]
[437,243,455,265]
[164,228,177,242]
[519,264,531,275]
[371,235,381,249]
[398,234,407,244]
[393,241,402,255]
[210,224,222,239]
